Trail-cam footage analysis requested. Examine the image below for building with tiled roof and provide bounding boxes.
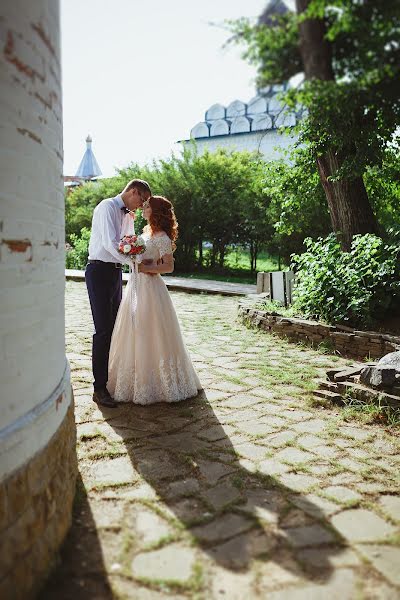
[180,1,299,160]
[181,83,301,160]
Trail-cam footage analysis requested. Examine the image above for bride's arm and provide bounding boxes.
[138,253,174,274]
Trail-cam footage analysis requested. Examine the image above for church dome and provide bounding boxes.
[75,134,102,179]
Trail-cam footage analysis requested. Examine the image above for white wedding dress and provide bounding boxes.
[107,232,201,404]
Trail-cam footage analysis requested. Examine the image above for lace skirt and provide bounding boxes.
[108,272,201,404]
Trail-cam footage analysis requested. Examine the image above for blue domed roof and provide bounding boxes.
[75,135,102,179]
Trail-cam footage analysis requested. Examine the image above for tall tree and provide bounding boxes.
[229,0,400,249]
[295,0,379,249]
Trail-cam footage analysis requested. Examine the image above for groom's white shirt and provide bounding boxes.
[88,194,134,264]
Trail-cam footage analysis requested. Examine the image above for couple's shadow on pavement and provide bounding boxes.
[104,390,346,582]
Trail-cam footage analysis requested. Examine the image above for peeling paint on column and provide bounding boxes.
[34,90,58,110]
[31,21,56,57]
[3,238,32,253]
[0,1,76,592]
[3,30,45,82]
[17,127,42,143]
[1,0,66,426]
[41,240,59,249]
[55,392,64,410]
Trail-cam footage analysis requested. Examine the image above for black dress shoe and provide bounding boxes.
[93,388,118,408]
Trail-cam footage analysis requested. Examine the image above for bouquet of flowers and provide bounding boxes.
[118,234,146,259]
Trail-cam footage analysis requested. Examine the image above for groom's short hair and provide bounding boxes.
[124,179,152,199]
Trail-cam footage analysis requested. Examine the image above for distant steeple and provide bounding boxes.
[259,0,291,26]
[75,134,102,179]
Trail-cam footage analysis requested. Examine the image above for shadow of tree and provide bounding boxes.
[39,473,113,600]
[102,391,347,581]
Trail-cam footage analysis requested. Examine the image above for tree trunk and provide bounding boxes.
[295,0,334,81]
[198,237,203,267]
[249,241,255,271]
[253,241,259,272]
[316,151,380,250]
[295,0,380,250]
[218,244,226,269]
[210,244,217,268]
[249,241,258,272]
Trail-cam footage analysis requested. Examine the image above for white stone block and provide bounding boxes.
[205,103,226,121]
[190,122,210,139]
[226,100,247,118]
[257,272,265,294]
[230,116,251,134]
[275,112,296,128]
[210,119,230,136]
[247,95,268,115]
[251,114,273,131]
[268,96,283,112]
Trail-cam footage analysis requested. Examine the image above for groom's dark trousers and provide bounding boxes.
[85,261,123,391]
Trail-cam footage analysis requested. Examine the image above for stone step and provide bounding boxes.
[317,379,339,392]
[326,368,345,382]
[333,366,364,382]
[337,381,400,409]
[313,389,344,404]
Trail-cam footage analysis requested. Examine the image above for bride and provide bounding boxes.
[107,195,201,404]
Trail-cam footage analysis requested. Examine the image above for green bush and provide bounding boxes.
[291,233,400,328]
[66,227,91,270]
[66,148,273,273]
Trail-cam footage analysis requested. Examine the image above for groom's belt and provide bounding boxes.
[88,260,122,268]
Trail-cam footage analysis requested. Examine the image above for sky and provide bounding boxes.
[61,0,284,177]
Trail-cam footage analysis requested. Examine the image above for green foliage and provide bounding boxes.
[364,148,400,233]
[65,177,126,240]
[229,1,400,177]
[65,138,398,288]
[341,395,400,427]
[66,147,275,274]
[259,145,400,263]
[66,227,91,270]
[291,233,400,327]
[261,149,331,262]
[227,13,301,84]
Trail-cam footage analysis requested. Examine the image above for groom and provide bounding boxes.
[85,179,152,408]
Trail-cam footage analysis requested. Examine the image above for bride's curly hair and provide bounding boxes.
[144,196,178,251]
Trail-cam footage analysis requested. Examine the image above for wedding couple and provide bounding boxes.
[85,179,201,408]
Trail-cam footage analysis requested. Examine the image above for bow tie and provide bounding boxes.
[121,206,129,213]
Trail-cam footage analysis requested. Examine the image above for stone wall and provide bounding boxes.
[0,403,77,599]
[238,305,400,360]
[0,1,77,596]
[184,128,296,162]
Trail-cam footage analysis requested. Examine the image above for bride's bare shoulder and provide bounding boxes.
[153,230,169,239]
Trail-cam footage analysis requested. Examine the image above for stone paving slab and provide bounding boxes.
[41,282,400,600]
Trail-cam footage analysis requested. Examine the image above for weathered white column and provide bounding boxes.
[0,1,77,597]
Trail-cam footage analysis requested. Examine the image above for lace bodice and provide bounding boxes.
[140,232,173,263]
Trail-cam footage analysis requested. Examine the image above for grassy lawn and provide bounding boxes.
[175,249,284,284]
[173,272,257,284]
[224,248,281,272]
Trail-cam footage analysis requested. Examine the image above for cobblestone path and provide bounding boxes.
[42,281,400,599]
